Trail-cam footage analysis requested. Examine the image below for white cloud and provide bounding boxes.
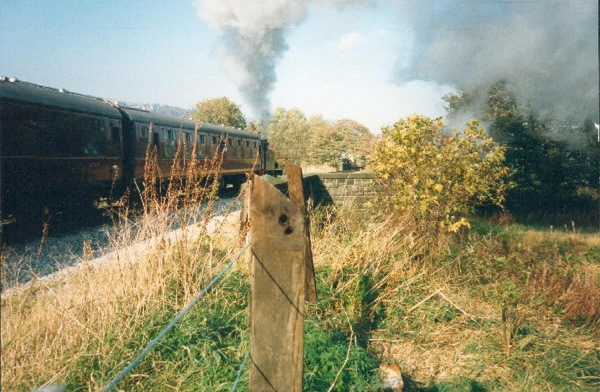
[337,31,365,51]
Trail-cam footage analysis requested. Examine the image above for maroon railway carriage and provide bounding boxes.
[0,78,124,222]
[0,77,280,224]
[116,107,275,191]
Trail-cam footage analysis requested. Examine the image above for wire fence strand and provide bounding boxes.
[101,243,250,392]
[231,351,249,392]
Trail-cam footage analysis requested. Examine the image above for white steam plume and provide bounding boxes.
[194,0,310,124]
[393,0,599,122]
[195,0,597,130]
[194,0,371,125]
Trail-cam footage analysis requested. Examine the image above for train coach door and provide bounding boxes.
[117,109,136,189]
[260,140,268,172]
[111,124,124,182]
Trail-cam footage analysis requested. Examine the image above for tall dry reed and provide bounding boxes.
[1,130,247,390]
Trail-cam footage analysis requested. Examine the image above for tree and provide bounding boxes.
[370,115,511,232]
[307,115,343,166]
[308,118,374,167]
[443,81,599,221]
[191,97,247,129]
[266,108,374,167]
[266,108,311,164]
[332,119,374,163]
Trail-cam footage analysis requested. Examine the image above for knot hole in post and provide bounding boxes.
[279,214,288,225]
[279,213,293,235]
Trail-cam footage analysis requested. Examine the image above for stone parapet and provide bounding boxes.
[302,172,386,207]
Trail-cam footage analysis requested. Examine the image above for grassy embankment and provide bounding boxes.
[2,172,599,390]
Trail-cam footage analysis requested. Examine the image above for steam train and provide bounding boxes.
[0,77,280,224]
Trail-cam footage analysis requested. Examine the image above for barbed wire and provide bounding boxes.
[101,243,250,392]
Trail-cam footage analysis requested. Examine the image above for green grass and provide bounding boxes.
[4,212,599,391]
[64,272,250,391]
[371,217,599,391]
[58,267,384,391]
[109,222,598,391]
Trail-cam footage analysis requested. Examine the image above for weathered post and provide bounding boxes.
[285,165,317,303]
[249,175,306,391]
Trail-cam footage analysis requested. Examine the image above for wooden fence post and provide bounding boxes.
[249,175,306,391]
[285,165,317,303]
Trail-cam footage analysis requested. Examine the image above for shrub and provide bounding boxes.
[370,115,512,231]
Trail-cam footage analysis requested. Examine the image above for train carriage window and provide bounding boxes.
[228,138,232,146]
[163,129,176,158]
[235,138,242,158]
[246,140,250,147]
[41,109,75,156]
[1,102,43,156]
[111,126,119,143]
[140,125,148,139]
[216,136,227,154]
[78,116,108,156]
[111,126,121,148]
[152,132,160,149]
[181,131,191,155]
[212,136,217,144]
[196,134,206,157]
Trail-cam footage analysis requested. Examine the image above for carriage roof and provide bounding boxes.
[119,107,260,140]
[0,78,122,119]
[1,77,262,140]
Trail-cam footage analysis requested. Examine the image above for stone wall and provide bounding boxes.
[302,172,385,206]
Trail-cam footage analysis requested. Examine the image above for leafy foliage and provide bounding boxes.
[267,108,374,166]
[308,117,374,166]
[191,97,247,129]
[370,115,511,231]
[443,81,599,223]
[330,119,374,164]
[266,107,311,164]
[306,115,344,166]
[334,119,374,162]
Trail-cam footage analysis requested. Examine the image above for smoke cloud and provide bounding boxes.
[195,0,597,129]
[194,0,311,124]
[392,0,599,122]
[194,0,371,124]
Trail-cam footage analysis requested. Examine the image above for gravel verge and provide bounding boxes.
[0,195,241,290]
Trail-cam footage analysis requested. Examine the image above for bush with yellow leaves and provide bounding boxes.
[370,115,512,232]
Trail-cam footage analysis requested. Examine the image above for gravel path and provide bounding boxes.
[0,195,240,289]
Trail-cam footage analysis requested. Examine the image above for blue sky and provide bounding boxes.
[0,0,453,132]
[3,1,596,132]
[270,3,451,131]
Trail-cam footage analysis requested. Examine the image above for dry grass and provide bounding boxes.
[530,261,600,324]
[521,228,600,248]
[2,138,599,390]
[308,202,600,390]
[0,136,249,391]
